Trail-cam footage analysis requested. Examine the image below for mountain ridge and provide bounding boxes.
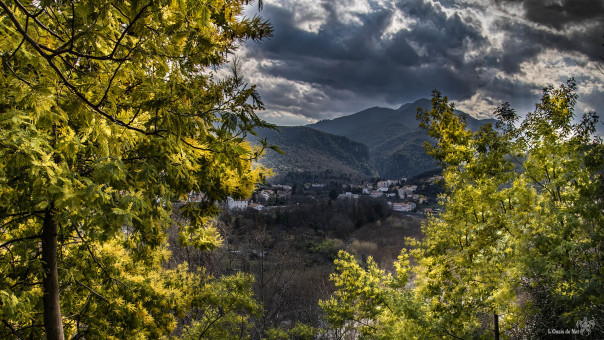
[306,98,496,179]
[252,99,497,182]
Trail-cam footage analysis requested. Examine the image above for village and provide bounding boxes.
[215,172,445,216]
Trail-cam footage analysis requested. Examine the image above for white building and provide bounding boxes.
[370,190,383,198]
[402,185,417,194]
[377,180,389,189]
[227,197,248,210]
[259,190,272,201]
[397,188,406,199]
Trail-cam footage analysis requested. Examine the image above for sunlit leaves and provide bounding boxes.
[1,0,273,338]
[322,80,603,338]
[180,271,261,340]
[414,80,604,337]
[320,250,427,339]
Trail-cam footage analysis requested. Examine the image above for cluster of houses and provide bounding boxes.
[224,184,295,211]
[226,197,266,211]
[392,202,417,212]
[257,185,292,201]
[188,176,441,214]
[337,179,430,213]
[345,181,426,201]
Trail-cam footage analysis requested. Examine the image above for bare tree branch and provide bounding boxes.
[13,0,64,41]
[1,319,24,340]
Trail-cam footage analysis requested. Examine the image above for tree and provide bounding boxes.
[0,0,273,338]
[329,189,339,201]
[321,80,604,338]
[178,271,262,340]
[413,80,603,337]
[320,250,434,340]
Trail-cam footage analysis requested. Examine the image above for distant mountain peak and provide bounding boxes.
[397,98,431,112]
[304,98,497,179]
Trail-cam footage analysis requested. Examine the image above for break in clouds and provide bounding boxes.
[236,0,604,126]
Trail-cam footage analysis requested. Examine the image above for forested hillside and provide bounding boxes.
[251,99,498,182]
[308,99,497,178]
[251,126,377,182]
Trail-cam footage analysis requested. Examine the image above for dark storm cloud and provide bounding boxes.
[241,0,604,122]
[516,0,604,30]
[499,0,604,60]
[246,0,489,112]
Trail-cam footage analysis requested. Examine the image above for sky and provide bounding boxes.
[235,0,604,126]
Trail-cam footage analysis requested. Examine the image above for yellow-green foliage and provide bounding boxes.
[322,82,604,338]
[0,0,273,338]
[178,271,262,340]
[413,82,604,337]
[319,250,428,339]
[264,322,319,340]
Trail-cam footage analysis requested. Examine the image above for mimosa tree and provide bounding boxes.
[0,0,274,338]
[322,80,604,338]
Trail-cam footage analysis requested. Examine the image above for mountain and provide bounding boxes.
[248,99,497,183]
[251,126,377,183]
[368,128,436,179]
[309,99,431,147]
[308,99,497,179]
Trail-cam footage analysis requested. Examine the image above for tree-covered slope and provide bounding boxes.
[369,128,437,179]
[251,100,497,182]
[251,126,377,183]
[308,99,496,178]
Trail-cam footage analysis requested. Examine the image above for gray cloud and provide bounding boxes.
[514,0,604,31]
[239,0,604,125]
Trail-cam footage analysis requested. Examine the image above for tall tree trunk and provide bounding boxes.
[494,313,500,340]
[42,209,64,340]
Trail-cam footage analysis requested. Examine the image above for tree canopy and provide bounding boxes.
[0,0,274,338]
[321,80,604,338]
